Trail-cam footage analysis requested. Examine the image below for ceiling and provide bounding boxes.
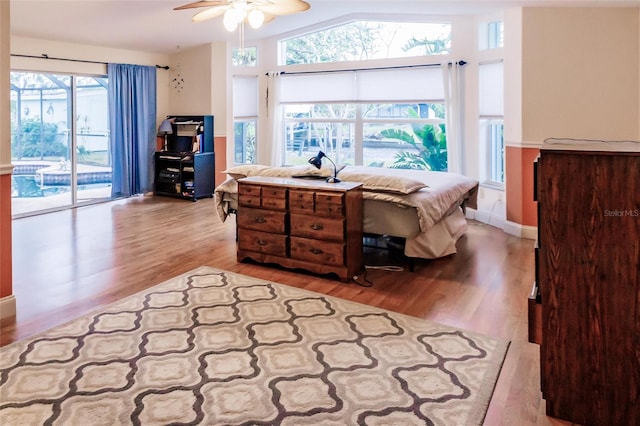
[9,0,639,55]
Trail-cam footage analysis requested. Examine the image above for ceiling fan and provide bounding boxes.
[174,0,311,30]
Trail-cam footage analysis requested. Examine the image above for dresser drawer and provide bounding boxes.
[262,187,287,199]
[315,192,343,205]
[237,208,287,233]
[316,191,344,217]
[315,201,343,217]
[238,230,287,257]
[238,184,261,196]
[290,214,344,241]
[262,197,287,210]
[290,237,344,266]
[289,190,315,213]
[238,194,261,207]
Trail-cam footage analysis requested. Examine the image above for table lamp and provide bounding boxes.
[158,119,173,151]
[308,150,341,183]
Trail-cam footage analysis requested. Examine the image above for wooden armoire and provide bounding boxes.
[531,138,639,425]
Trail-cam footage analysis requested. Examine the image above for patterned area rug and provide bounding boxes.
[0,267,509,425]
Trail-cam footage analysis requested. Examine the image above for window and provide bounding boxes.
[280,67,448,170]
[232,76,258,164]
[232,46,257,67]
[479,21,504,50]
[10,72,111,216]
[280,20,451,65]
[478,61,504,186]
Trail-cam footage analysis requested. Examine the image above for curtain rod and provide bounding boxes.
[266,60,466,76]
[10,53,170,70]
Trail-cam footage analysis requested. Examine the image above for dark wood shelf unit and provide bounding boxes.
[154,115,215,201]
[154,152,214,201]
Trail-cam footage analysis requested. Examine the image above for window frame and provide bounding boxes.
[277,17,453,67]
[282,101,446,168]
[232,75,259,165]
[477,58,505,190]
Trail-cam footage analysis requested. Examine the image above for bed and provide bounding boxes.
[214,164,479,260]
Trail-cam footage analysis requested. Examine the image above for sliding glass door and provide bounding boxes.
[74,76,110,204]
[10,72,112,216]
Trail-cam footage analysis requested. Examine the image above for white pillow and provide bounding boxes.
[337,168,428,194]
[302,163,347,177]
[222,164,270,180]
[259,165,310,177]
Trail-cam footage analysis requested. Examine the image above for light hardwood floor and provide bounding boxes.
[2,195,574,426]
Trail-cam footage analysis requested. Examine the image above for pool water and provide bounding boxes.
[11,175,111,198]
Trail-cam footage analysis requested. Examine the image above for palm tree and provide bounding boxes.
[380,107,447,171]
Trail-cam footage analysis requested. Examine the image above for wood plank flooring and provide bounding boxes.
[2,195,575,425]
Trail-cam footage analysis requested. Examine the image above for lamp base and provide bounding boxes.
[326,177,341,183]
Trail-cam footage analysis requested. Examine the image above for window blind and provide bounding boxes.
[233,76,258,117]
[478,62,504,115]
[280,67,444,103]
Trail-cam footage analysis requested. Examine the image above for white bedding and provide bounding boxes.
[337,166,478,233]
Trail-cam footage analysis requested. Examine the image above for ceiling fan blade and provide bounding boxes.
[261,12,276,24]
[192,5,229,22]
[258,0,310,16]
[174,1,228,11]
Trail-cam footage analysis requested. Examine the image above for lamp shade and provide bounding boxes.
[308,151,325,169]
[308,150,341,183]
[158,119,173,134]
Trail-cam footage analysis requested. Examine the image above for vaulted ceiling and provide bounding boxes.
[9,0,638,54]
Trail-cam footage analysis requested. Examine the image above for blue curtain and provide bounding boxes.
[108,63,157,197]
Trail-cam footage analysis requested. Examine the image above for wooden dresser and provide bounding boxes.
[532,139,640,425]
[236,176,363,282]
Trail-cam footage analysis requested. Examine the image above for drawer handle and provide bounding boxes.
[310,223,323,231]
[254,217,266,224]
[310,248,323,255]
[256,239,266,246]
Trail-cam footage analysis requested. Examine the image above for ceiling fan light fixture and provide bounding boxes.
[176,0,311,29]
[223,7,242,32]
[248,8,264,29]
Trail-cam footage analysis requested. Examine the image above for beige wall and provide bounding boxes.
[168,42,227,136]
[522,7,639,141]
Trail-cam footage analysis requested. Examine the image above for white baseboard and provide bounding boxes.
[504,220,538,240]
[0,295,16,319]
[466,208,538,240]
[465,208,506,230]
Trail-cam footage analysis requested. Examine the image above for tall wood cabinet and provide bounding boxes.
[236,176,363,282]
[532,139,640,425]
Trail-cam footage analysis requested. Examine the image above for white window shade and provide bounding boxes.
[280,66,444,103]
[478,62,504,115]
[233,76,258,117]
[280,72,355,103]
[356,67,444,102]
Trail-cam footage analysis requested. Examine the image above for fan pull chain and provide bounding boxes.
[239,20,245,53]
